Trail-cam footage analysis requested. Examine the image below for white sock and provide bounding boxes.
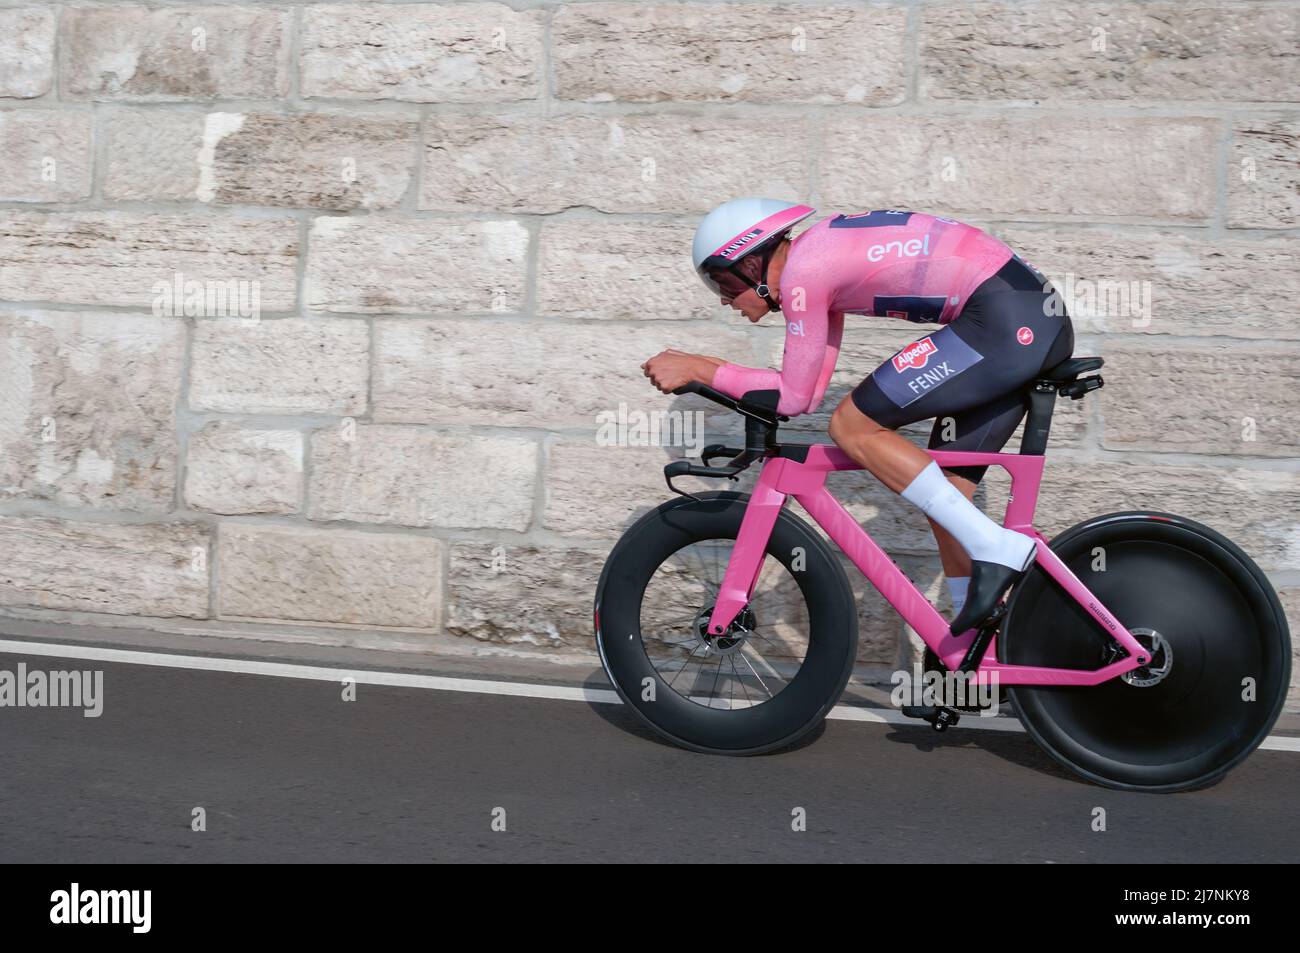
[945,576,970,614]
[901,462,1034,570]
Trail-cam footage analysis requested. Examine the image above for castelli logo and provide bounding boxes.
[1017,327,1034,345]
[893,338,937,372]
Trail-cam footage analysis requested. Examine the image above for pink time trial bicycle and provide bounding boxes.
[593,357,1291,792]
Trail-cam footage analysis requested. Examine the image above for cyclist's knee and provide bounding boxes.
[829,395,888,448]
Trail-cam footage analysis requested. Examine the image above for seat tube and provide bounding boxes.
[705,470,787,636]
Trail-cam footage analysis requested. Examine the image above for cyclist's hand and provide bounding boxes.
[642,350,705,394]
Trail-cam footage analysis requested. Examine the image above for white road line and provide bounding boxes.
[0,638,621,704]
[1,638,1297,750]
[826,704,1024,733]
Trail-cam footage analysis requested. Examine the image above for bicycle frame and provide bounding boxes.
[704,444,1149,686]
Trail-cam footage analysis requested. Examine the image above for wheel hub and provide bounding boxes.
[694,605,757,656]
[1121,628,1173,688]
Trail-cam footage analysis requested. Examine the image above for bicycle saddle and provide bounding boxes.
[1037,356,1103,382]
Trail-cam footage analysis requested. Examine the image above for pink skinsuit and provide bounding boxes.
[710,211,1014,417]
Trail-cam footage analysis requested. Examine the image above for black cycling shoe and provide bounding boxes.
[949,556,1034,635]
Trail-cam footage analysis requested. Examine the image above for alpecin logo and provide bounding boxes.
[893,338,937,372]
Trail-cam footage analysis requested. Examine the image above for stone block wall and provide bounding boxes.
[0,2,1295,693]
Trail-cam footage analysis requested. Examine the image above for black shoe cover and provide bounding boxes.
[949,559,1029,635]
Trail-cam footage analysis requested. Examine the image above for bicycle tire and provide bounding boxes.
[1001,511,1291,792]
[595,491,858,755]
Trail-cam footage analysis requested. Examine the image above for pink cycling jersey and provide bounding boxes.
[710,210,1015,417]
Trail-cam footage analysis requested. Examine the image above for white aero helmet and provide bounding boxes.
[692,197,817,309]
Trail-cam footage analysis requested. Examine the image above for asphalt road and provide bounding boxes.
[1,647,1297,863]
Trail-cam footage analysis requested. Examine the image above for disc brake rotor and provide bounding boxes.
[693,605,758,656]
[1121,627,1174,688]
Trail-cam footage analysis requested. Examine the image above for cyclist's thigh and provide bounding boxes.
[852,282,1073,428]
[926,391,1027,484]
[848,321,1014,431]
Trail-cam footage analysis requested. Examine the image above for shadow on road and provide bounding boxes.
[580,669,829,754]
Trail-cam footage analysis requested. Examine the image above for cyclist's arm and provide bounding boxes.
[810,309,843,409]
[709,300,839,417]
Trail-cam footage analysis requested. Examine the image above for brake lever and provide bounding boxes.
[664,450,760,500]
[664,461,707,500]
[702,444,745,466]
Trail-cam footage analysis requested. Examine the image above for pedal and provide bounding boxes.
[930,707,961,732]
[900,705,961,732]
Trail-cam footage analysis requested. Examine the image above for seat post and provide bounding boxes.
[1019,381,1057,455]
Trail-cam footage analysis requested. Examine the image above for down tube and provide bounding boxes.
[794,484,969,661]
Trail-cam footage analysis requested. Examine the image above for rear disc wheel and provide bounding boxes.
[1002,512,1290,792]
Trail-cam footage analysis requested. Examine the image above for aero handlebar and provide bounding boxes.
[670,381,789,425]
[663,383,789,497]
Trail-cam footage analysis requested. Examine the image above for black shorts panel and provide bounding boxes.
[850,260,1074,482]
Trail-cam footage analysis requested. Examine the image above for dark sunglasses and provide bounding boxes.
[703,252,769,301]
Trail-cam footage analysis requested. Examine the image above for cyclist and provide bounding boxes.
[642,197,1074,635]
